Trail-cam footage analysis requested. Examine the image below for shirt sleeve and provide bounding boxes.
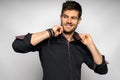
[84,49,108,74]
[12,33,40,53]
[94,55,108,74]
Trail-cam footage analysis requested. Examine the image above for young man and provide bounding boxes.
[12,1,108,80]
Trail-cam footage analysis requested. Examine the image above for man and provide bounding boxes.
[12,1,108,80]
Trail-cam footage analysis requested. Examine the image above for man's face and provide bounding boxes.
[61,10,81,34]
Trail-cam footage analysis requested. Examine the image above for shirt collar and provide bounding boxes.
[73,32,81,41]
[60,32,81,41]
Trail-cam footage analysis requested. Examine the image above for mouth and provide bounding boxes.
[65,24,72,28]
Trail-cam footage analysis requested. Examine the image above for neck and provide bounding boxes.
[63,32,74,42]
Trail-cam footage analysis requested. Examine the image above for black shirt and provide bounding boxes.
[12,32,108,80]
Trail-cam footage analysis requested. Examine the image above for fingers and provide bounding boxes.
[80,33,90,38]
[52,25,63,37]
[79,33,91,42]
[57,25,63,34]
[79,33,94,46]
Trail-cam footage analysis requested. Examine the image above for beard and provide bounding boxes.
[61,22,77,34]
[63,27,76,34]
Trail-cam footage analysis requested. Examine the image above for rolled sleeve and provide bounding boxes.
[12,33,33,53]
[94,55,108,74]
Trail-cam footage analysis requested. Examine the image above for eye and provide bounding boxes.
[71,16,78,20]
[62,14,68,18]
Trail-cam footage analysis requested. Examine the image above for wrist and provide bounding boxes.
[87,42,96,50]
[46,28,55,38]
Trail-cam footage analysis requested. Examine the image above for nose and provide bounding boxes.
[67,18,72,23]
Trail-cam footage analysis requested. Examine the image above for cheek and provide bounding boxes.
[74,20,80,25]
[61,19,66,24]
[72,21,78,25]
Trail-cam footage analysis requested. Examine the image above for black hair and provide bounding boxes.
[61,0,82,18]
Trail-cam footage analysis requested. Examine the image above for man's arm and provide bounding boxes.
[80,34,108,74]
[31,25,63,46]
[80,34,102,64]
[12,25,63,53]
[31,30,50,46]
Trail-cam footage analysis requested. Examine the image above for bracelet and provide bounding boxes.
[46,28,55,38]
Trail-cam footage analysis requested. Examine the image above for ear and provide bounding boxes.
[78,18,82,24]
[60,15,62,19]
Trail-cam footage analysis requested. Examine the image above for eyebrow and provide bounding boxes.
[62,14,78,19]
[63,13,76,17]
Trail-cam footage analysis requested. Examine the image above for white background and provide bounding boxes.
[0,0,120,80]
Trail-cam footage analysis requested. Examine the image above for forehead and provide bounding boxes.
[62,10,79,17]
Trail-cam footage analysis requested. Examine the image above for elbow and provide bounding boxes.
[12,40,18,52]
[94,55,108,75]
[12,41,23,53]
[12,33,32,53]
[94,64,108,75]
[12,40,28,53]
[97,67,108,75]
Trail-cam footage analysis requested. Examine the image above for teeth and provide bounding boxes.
[66,24,71,27]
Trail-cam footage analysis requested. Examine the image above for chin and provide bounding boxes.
[63,30,74,34]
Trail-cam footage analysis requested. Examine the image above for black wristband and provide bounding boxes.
[50,29,55,37]
[46,28,55,38]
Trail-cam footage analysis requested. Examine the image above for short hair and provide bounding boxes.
[61,0,82,18]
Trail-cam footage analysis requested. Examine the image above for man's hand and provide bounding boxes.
[80,33,103,65]
[52,25,63,37]
[79,34,94,47]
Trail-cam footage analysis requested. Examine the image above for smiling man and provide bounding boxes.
[12,1,108,80]
[62,10,80,33]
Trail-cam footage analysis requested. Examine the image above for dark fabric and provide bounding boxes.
[12,32,108,80]
[12,33,33,53]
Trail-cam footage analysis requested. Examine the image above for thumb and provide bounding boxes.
[53,25,63,37]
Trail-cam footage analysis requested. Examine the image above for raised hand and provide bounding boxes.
[79,33,94,47]
[52,25,63,37]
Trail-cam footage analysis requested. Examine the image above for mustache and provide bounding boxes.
[65,23,73,26]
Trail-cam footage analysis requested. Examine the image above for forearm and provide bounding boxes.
[31,25,64,46]
[31,30,50,46]
[87,43,103,65]
[80,34,108,74]
[12,25,63,52]
[12,30,50,53]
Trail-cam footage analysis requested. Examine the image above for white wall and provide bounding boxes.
[0,0,120,80]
